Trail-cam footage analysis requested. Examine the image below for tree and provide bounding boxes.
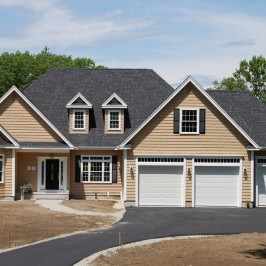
[0,47,106,95]
[209,56,266,103]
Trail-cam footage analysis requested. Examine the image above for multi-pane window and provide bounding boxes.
[0,155,4,183]
[108,110,120,130]
[73,110,85,129]
[81,156,111,183]
[181,109,199,133]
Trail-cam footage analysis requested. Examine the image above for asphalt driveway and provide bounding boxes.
[1,207,266,266]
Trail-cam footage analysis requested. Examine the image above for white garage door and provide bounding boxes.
[139,166,183,206]
[257,166,266,206]
[195,166,239,206]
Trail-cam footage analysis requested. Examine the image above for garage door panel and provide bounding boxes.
[139,166,183,206]
[258,166,266,206]
[195,166,239,206]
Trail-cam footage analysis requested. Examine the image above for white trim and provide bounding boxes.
[255,156,266,207]
[135,156,185,207]
[80,155,112,184]
[66,92,92,109]
[0,86,74,148]
[123,150,127,201]
[251,150,254,202]
[102,93,127,109]
[119,76,259,149]
[18,148,70,153]
[11,149,15,197]
[73,110,86,130]
[37,157,68,192]
[135,157,139,206]
[192,157,242,207]
[0,125,20,147]
[108,110,121,131]
[179,108,200,134]
[77,146,118,150]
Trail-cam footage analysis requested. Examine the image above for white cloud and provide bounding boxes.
[0,0,153,50]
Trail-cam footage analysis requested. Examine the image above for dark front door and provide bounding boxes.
[46,159,59,190]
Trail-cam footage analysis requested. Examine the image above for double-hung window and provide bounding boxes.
[73,110,85,129]
[0,155,4,183]
[108,110,121,130]
[180,109,199,134]
[81,156,112,183]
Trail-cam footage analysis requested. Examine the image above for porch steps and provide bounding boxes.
[32,192,69,200]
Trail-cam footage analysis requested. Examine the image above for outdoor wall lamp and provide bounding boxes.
[186,167,192,180]
[130,166,134,179]
[243,167,248,180]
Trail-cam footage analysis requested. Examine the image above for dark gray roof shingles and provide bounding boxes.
[208,90,266,147]
[24,69,174,147]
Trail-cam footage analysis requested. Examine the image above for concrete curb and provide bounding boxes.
[74,235,220,266]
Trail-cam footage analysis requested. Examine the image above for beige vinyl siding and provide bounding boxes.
[70,150,123,197]
[127,84,251,202]
[104,109,124,134]
[69,109,89,134]
[0,92,61,142]
[0,149,12,197]
[16,153,70,192]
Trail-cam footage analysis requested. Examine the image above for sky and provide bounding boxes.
[0,0,265,88]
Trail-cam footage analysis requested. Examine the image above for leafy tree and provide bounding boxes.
[209,56,266,103]
[0,47,106,95]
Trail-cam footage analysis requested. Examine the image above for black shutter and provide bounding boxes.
[75,155,81,183]
[173,109,180,134]
[199,109,206,134]
[112,156,118,183]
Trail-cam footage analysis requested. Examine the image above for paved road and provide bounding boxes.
[1,207,266,266]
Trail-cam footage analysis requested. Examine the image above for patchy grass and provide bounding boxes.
[62,200,117,213]
[0,201,113,250]
[92,233,266,266]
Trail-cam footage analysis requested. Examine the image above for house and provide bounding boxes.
[0,68,265,207]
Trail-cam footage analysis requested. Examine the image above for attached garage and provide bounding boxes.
[137,157,185,206]
[193,158,241,207]
[256,158,266,206]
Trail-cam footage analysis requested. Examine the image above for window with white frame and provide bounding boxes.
[108,110,121,130]
[81,156,112,183]
[180,109,199,133]
[0,155,4,183]
[73,110,85,129]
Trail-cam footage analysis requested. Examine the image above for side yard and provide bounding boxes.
[0,200,115,250]
[91,233,266,266]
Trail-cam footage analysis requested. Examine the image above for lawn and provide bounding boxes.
[62,199,118,213]
[92,233,266,266]
[0,201,114,250]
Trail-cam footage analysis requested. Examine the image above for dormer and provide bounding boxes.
[102,93,127,134]
[66,93,92,134]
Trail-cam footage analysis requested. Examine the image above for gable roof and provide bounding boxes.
[0,125,20,148]
[0,86,74,148]
[208,90,266,148]
[24,69,174,147]
[120,76,260,148]
[66,92,92,109]
[102,93,127,109]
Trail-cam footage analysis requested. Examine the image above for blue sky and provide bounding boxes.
[0,0,265,87]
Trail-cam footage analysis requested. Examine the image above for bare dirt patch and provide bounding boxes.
[62,200,117,213]
[92,233,266,266]
[0,201,113,250]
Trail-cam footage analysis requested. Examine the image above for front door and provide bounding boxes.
[46,159,59,190]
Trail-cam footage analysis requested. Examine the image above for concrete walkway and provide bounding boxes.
[36,199,125,222]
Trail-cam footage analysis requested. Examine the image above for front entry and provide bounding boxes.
[46,159,59,190]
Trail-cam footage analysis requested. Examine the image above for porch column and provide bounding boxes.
[123,150,127,201]
[12,149,16,198]
[250,150,254,203]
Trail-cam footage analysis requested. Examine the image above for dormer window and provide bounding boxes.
[73,110,85,130]
[108,110,121,130]
[102,93,127,134]
[67,93,92,133]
